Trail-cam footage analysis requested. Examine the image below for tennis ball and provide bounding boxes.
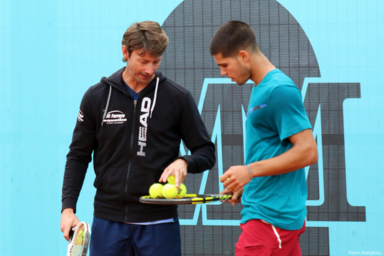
[75,230,85,245]
[176,183,187,199]
[162,184,178,199]
[167,175,175,184]
[149,183,164,199]
[227,178,236,190]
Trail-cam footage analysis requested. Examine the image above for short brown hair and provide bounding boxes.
[210,21,258,57]
[122,21,169,62]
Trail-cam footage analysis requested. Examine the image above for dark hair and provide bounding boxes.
[121,21,169,62]
[210,21,258,57]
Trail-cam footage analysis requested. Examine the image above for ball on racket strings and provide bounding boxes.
[176,183,187,199]
[75,230,85,245]
[162,184,178,199]
[149,183,164,199]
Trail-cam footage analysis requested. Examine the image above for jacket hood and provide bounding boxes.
[99,67,167,125]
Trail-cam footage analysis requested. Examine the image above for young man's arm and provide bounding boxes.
[61,87,96,240]
[222,84,317,194]
[221,128,317,193]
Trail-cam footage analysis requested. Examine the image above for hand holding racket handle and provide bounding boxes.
[61,208,80,241]
[67,222,90,256]
[220,187,243,206]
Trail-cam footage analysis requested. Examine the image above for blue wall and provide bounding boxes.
[0,0,383,255]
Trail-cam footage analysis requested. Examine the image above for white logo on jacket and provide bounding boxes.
[77,109,84,122]
[137,97,151,156]
[103,110,127,124]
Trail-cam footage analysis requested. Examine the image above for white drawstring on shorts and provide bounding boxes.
[271,225,282,249]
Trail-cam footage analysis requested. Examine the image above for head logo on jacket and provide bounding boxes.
[137,97,151,156]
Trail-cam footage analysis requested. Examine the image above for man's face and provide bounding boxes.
[126,49,162,85]
[213,52,251,85]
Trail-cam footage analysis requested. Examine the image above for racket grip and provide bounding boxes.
[68,229,74,243]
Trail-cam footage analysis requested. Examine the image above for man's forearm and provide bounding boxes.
[62,166,87,213]
[185,142,216,173]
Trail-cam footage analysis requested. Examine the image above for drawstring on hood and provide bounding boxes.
[150,77,159,118]
[101,85,112,126]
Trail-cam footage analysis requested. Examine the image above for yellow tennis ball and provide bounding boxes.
[75,230,85,245]
[167,175,175,184]
[227,178,236,190]
[176,183,187,199]
[149,183,164,199]
[162,184,178,199]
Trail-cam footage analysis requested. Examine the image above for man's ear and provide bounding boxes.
[122,45,129,61]
[238,50,250,63]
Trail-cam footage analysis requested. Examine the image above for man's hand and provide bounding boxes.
[60,208,80,241]
[159,158,188,190]
[220,165,252,193]
[220,187,243,206]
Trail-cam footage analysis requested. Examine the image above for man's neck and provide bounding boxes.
[249,53,276,86]
[122,68,154,93]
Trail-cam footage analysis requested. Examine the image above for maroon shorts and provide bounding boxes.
[235,219,306,256]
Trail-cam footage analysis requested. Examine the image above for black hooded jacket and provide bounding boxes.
[62,67,215,222]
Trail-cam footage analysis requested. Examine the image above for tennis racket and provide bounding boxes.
[67,222,90,256]
[139,194,232,205]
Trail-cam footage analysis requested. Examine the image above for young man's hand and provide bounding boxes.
[159,158,188,191]
[220,187,243,206]
[220,165,252,193]
[60,208,80,241]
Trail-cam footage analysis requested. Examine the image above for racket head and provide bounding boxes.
[67,222,90,256]
[139,194,232,205]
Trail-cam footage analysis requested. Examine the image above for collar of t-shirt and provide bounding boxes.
[122,79,140,100]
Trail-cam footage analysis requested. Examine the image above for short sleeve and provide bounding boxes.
[267,85,312,141]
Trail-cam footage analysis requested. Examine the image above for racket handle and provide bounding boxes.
[68,229,74,243]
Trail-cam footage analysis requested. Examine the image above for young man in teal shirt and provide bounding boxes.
[210,21,318,256]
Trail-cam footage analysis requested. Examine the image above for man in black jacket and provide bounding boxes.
[60,21,215,256]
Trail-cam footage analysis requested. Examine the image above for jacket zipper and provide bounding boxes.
[124,99,137,222]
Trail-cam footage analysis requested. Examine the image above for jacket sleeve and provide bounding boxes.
[178,92,216,173]
[62,88,96,213]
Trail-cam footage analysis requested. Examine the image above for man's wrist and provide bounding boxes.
[247,164,253,180]
[62,208,74,214]
[178,157,188,167]
[248,162,257,178]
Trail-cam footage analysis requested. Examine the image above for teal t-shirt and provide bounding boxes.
[241,69,312,230]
